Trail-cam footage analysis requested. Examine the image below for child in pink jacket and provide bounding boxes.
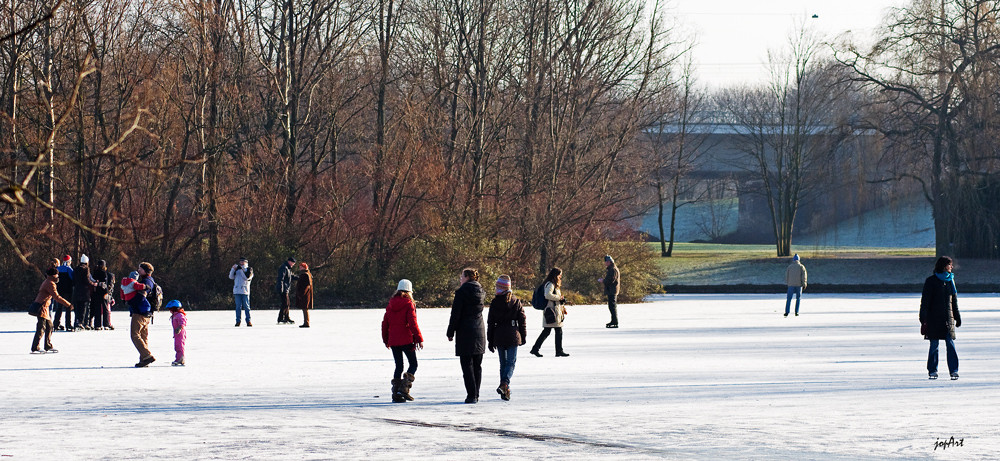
[165,300,187,366]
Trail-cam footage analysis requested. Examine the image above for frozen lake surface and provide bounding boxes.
[2,294,998,459]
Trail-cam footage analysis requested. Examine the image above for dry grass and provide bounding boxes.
[653,243,997,286]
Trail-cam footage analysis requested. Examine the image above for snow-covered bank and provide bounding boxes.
[2,294,997,459]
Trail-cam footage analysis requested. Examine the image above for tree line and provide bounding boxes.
[0,0,675,307]
[4,0,1000,309]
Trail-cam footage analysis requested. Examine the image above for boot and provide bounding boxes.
[498,382,511,401]
[391,379,406,403]
[401,372,415,401]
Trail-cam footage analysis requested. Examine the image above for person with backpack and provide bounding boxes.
[447,268,486,404]
[90,260,116,330]
[229,257,254,327]
[54,255,74,331]
[487,275,527,401]
[530,267,569,358]
[29,267,72,353]
[382,279,424,403]
[122,270,155,367]
[598,255,620,328]
[274,257,298,324]
[71,254,98,330]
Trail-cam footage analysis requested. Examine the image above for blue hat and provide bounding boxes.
[793,254,800,261]
[165,300,182,309]
[129,271,139,279]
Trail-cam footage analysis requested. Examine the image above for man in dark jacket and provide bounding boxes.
[54,255,74,330]
[598,255,620,328]
[91,260,116,330]
[72,255,98,330]
[275,257,298,324]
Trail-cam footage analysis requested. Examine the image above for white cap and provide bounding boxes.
[80,254,89,264]
[396,279,413,292]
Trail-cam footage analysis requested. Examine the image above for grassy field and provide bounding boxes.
[651,243,998,289]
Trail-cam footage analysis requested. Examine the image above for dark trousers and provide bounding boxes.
[32,317,54,351]
[276,291,291,322]
[53,304,72,328]
[72,297,90,328]
[459,354,483,399]
[607,293,618,323]
[91,297,110,329]
[391,344,418,380]
[532,327,564,354]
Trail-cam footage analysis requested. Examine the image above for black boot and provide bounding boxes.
[391,379,406,403]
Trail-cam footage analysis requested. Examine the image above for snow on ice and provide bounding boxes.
[2,294,998,459]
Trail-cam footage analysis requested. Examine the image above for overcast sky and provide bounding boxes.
[667,0,909,88]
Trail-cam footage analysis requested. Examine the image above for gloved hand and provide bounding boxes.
[956,319,961,328]
[488,345,495,353]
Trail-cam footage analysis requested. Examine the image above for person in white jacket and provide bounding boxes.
[229,257,255,327]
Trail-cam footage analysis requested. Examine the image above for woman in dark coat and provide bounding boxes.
[919,256,962,380]
[447,268,486,403]
[487,275,527,401]
[296,263,313,328]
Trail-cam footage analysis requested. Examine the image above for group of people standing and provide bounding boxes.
[381,256,622,404]
[227,256,314,328]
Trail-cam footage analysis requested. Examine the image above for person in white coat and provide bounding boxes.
[529,267,569,357]
[229,257,255,327]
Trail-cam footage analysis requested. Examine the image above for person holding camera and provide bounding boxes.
[529,267,569,358]
[229,257,254,327]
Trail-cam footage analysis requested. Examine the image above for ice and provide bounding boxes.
[2,294,997,459]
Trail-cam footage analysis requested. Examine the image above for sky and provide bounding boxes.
[668,0,909,88]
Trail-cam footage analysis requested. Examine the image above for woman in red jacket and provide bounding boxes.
[381,279,424,403]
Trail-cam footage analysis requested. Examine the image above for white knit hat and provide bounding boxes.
[80,254,89,264]
[396,279,413,292]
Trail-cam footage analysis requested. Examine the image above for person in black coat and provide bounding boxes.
[919,256,962,380]
[447,268,486,403]
[90,260,116,330]
[487,275,527,401]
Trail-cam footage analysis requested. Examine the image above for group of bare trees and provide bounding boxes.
[0,0,677,306]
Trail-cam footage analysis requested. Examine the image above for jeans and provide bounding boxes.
[531,327,564,354]
[459,354,483,399]
[784,286,802,315]
[927,338,959,374]
[607,293,618,323]
[234,294,251,322]
[497,346,518,385]
[391,344,418,380]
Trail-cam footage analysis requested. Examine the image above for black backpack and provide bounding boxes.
[531,283,547,310]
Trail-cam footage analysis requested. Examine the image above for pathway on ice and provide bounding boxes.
[2,294,998,459]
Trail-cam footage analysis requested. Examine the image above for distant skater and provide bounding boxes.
[54,255,74,331]
[229,257,254,327]
[29,267,73,354]
[71,254,97,330]
[530,268,569,358]
[382,279,423,403]
[598,255,620,328]
[487,275,526,401]
[447,268,486,404]
[166,300,187,366]
[784,254,807,317]
[920,256,961,380]
[274,257,298,325]
[296,263,313,328]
